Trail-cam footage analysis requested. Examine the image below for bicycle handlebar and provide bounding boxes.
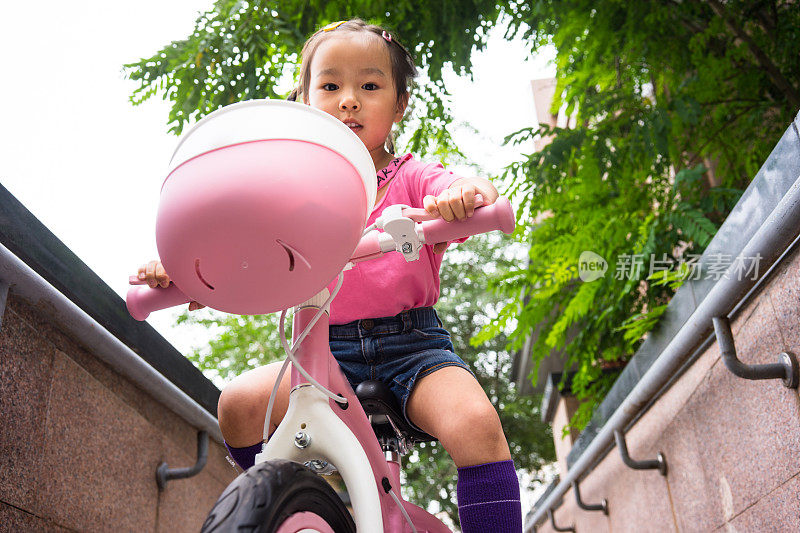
[127,283,191,321]
[127,197,515,321]
[350,196,515,263]
[419,196,515,244]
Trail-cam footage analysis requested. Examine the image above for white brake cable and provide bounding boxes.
[259,269,419,532]
[388,489,418,532]
[261,356,292,442]
[262,271,347,442]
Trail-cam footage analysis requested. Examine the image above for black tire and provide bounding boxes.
[201,459,356,533]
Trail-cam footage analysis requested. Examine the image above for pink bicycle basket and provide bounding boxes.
[155,100,376,315]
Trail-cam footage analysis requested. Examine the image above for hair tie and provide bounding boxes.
[382,30,392,43]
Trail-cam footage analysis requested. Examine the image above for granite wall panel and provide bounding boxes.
[0,501,72,532]
[685,317,800,521]
[0,306,56,514]
[7,296,198,450]
[660,399,727,531]
[156,439,230,533]
[765,255,800,355]
[566,478,611,533]
[595,449,676,532]
[34,350,162,531]
[2,295,236,531]
[718,472,800,532]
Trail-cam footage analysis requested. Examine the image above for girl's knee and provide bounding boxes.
[440,404,510,466]
[457,404,504,440]
[444,403,507,453]
[218,380,261,424]
[218,381,264,444]
[218,362,289,445]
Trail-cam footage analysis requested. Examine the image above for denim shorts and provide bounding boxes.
[329,307,475,432]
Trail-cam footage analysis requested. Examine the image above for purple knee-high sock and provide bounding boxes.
[224,441,263,470]
[457,459,522,533]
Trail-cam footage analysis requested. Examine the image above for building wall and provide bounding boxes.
[530,78,558,153]
[0,294,236,532]
[535,243,800,532]
[551,396,579,480]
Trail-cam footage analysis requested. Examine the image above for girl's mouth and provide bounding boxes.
[343,120,362,131]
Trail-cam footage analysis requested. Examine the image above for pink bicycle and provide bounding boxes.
[127,100,516,532]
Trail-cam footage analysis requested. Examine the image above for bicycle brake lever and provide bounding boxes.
[375,204,422,261]
[374,194,487,261]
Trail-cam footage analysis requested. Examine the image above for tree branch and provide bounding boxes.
[707,0,800,109]
[684,103,761,167]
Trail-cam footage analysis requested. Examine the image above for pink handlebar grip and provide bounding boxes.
[126,284,192,321]
[350,230,383,263]
[420,197,515,244]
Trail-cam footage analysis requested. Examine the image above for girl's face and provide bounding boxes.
[306,33,407,168]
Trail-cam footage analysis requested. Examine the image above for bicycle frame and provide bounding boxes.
[126,194,515,530]
[256,298,451,533]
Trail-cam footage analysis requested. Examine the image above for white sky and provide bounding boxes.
[0,2,554,352]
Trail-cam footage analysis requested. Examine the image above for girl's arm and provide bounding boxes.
[423,176,500,253]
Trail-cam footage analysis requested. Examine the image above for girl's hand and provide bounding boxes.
[136,260,205,311]
[423,180,497,254]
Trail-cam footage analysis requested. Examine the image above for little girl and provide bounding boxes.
[139,18,521,532]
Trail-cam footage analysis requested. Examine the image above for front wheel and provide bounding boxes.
[201,459,355,533]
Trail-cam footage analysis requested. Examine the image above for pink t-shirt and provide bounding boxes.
[327,154,464,325]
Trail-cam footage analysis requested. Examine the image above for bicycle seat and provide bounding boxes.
[355,380,436,445]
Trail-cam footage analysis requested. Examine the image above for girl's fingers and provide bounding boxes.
[141,259,169,288]
[448,187,466,220]
[423,195,440,217]
[462,187,476,217]
[155,262,170,288]
[145,260,157,288]
[188,301,205,311]
[436,190,455,221]
[435,186,480,221]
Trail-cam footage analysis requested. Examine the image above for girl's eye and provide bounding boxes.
[322,83,338,91]
[362,83,378,91]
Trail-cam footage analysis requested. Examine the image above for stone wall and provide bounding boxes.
[534,243,800,531]
[0,294,236,532]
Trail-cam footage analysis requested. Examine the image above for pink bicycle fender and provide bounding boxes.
[420,196,515,244]
[126,284,192,321]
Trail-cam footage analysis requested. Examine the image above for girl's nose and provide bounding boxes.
[339,92,359,111]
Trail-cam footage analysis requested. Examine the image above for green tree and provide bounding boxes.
[123,0,502,157]
[126,0,800,434]
[178,234,555,527]
[480,0,800,428]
